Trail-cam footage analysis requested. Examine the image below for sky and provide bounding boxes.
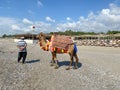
[0,0,120,36]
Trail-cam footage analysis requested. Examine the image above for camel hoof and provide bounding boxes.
[54,66,59,69]
[73,66,78,69]
[66,67,70,70]
[50,63,54,66]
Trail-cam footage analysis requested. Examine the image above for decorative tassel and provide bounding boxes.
[61,49,64,53]
[54,48,56,51]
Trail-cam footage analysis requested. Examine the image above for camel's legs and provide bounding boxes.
[74,53,79,69]
[50,52,55,66]
[66,53,74,70]
[51,52,59,69]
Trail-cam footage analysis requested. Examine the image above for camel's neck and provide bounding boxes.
[39,38,50,51]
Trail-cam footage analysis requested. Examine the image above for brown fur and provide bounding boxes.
[37,32,79,70]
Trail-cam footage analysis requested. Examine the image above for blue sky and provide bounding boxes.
[0,0,120,36]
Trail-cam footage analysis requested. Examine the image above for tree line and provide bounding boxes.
[49,30,120,36]
[1,34,13,38]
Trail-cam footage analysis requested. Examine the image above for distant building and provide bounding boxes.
[14,33,38,40]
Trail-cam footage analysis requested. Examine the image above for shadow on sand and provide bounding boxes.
[59,60,82,69]
[26,59,40,64]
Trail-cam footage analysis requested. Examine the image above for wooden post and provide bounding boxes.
[32,26,35,40]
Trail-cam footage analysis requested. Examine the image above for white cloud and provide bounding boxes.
[0,17,15,25]
[114,0,120,6]
[0,17,22,35]
[57,22,77,31]
[66,17,72,21]
[46,16,55,22]
[96,4,120,31]
[109,3,120,15]
[0,17,54,36]
[23,18,33,25]
[28,10,35,15]
[37,0,43,7]
[11,24,20,30]
[34,21,53,32]
[56,3,120,32]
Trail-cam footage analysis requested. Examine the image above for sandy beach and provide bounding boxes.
[0,38,120,90]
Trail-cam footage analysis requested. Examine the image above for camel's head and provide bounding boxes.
[37,32,47,50]
[37,32,44,41]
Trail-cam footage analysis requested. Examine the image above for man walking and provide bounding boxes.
[17,37,27,64]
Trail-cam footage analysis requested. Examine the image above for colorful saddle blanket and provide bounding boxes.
[50,35,73,49]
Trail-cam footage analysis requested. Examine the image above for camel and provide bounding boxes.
[37,32,79,70]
